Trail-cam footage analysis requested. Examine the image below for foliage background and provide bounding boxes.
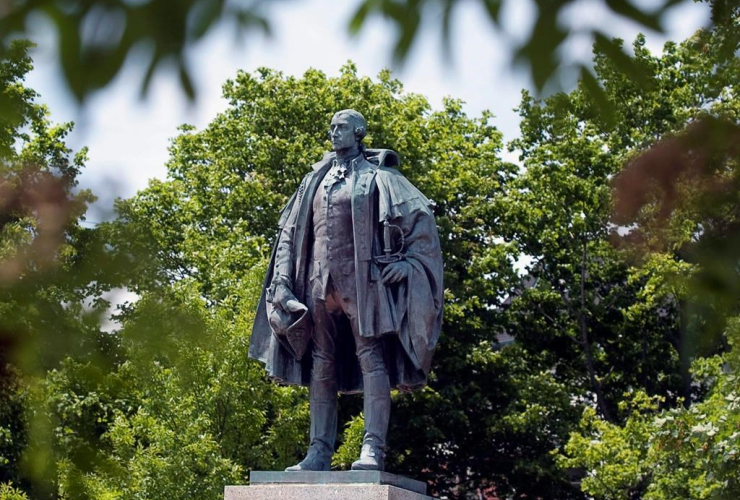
[1,0,739,499]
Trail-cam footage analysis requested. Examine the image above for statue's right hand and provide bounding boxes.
[273,283,299,312]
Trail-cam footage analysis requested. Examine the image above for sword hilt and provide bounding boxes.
[374,219,405,265]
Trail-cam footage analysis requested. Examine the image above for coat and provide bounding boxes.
[248,149,444,394]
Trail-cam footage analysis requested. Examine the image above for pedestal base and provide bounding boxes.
[225,471,434,500]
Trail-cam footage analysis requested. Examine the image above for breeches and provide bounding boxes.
[306,272,386,390]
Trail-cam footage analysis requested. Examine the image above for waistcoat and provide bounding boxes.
[311,160,356,292]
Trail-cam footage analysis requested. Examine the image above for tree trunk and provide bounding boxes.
[579,242,613,422]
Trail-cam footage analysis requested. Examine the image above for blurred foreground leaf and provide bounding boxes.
[0,0,722,106]
[349,0,714,98]
[0,0,274,102]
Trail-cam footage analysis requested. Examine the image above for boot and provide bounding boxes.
[351,443,385,471]
[351,372,390,471]
[284,439,332,471]
[286,380,337,472]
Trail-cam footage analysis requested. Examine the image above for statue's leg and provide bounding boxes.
[352,337,391,471]
[286,280,340,472]
[341,294,391,471]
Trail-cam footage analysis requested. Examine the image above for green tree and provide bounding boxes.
[560,352,740,500]
[0,39,169,499]
[500,35,691,426]
[0,482,28,500]
[554,4,740,499]
[0,39,101,494]
[16,264,314,500]
[500,0,740,424]
[4,3,736,496]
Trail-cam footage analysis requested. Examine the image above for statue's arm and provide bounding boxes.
[273,210,298,287]
[269,175,308,304]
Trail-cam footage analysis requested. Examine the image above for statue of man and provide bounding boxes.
[249,109,443,472]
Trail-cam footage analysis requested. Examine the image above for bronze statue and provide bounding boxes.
[249,109,443,472]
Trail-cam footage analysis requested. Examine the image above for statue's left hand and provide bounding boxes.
[381,260,411,284]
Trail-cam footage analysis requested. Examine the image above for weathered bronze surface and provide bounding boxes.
[249,109,443,472]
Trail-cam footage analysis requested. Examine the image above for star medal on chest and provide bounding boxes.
[337,164,348,180]
[326,162,349,190]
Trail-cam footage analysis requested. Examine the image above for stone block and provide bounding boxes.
[224,471,435,500]
[225,484,433,500]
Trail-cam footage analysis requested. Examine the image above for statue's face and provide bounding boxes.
[329,114,359,152]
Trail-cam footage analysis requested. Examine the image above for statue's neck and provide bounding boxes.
[335,145,361,164]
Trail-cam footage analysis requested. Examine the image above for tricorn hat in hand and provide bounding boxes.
[268,299,312,360]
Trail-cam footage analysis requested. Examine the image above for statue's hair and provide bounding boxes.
[332,109,367,142]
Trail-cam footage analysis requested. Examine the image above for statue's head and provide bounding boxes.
[329,109,366,152]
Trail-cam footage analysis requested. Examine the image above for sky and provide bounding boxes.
[24,0,712,223]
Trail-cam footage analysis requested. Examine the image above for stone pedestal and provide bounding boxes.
[225,471,435,500]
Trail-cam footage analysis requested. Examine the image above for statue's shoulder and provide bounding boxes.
[370,152,432,215]
[310,152,336,172]
[376,166,415,196]
[365,149,410,185]
[364,149,400,169]
[376,165,405,179]
[277,156,330,227]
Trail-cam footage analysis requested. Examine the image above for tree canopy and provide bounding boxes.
[1,1,739,499]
